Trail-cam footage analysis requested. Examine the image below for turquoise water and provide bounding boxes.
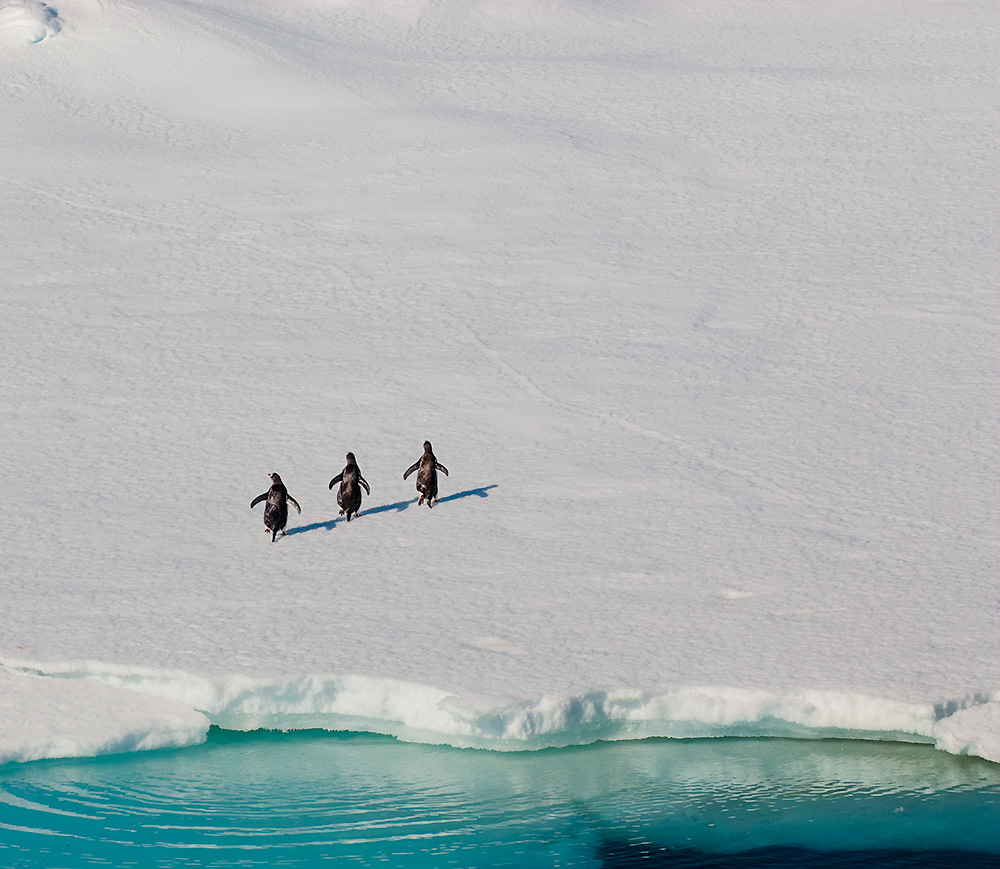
[1,730,999,867]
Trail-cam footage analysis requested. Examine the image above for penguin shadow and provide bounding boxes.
[437,484,497,505]
[286,484,498,537]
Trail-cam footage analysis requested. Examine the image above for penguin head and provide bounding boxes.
[269,472,283,485]
[346,452,356,464]
[423,440,432,451]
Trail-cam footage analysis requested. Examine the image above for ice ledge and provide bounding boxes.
[0,668,208,766]
[2,659,997,765]
[933,701,1000,764]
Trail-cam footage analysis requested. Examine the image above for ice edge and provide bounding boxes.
[2,660,998,766]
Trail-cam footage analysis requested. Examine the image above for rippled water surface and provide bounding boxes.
[1,731,999,867]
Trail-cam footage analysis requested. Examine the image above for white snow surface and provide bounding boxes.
[1,0,997,764]
[0,1,61,46]
[0,669,207,765]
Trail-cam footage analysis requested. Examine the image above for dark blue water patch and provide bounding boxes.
[599,843,1000,867]
[1,729,998,868]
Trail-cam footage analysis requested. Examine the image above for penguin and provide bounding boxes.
[250,472,301,542]
[403,440,449,508]
[328,452,370,522]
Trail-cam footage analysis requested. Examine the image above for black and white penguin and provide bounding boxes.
[403,440,449,508]
[250,472,301,542]
[328,452,370,522]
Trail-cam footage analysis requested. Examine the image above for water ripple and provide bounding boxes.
[1,732,998,867]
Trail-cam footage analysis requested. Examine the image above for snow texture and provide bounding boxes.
[0,0,60,45]
[1,0,997,764]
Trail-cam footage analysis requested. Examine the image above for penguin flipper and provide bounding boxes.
[359,475,370,495]
[403,461,420,480]
[287,495,302,515]
[250,493,267,509]
[328,472,344,490]
[436,463,449,476]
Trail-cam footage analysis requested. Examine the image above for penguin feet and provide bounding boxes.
[417,495,425,506]
[338,508,346,516]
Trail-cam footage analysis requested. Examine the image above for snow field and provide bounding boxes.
[1,0,997,763]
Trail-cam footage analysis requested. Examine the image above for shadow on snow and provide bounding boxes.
[286,484,497,536]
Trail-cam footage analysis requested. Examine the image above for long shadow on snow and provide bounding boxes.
[286,484,497,536]
[438,484,497,504]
